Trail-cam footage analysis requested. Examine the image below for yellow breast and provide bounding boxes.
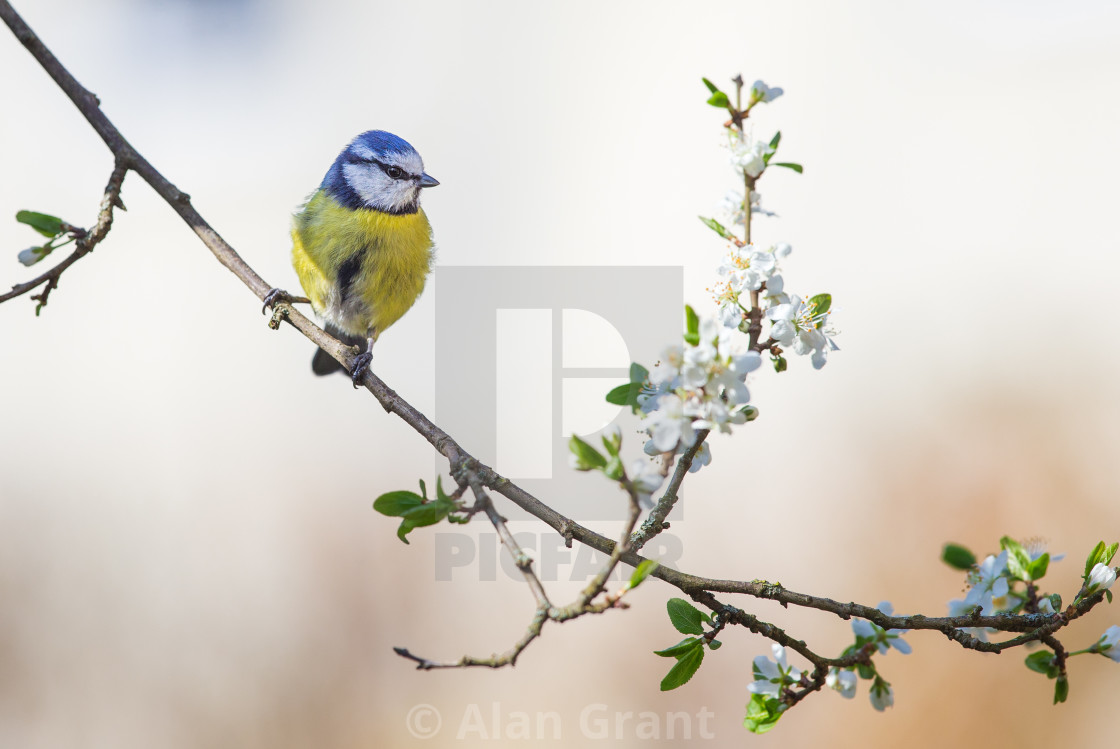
[291,191,433,338]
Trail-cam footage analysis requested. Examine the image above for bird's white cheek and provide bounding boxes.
[341,162,392,207]
[399,184,421,207]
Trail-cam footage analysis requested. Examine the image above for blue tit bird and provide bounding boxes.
[279,130,439,384]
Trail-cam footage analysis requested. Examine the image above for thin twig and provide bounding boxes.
[464,469,551,609]
[630,431,710,552]
[394,607,550,670]
[553,478,643,619]
[1,158,127,307]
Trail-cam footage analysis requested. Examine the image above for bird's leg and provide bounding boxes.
[261,288,311,315]
[349,328,379,388]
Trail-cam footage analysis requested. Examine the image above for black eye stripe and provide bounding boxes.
[360,156,417,181]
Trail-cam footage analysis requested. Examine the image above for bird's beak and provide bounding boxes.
[419,173,440,188]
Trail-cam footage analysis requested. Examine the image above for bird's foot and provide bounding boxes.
[261,288,290,314]
[261,288,311,314]
[349,351,373,388]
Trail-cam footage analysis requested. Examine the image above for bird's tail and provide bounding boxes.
[312,324,366,376]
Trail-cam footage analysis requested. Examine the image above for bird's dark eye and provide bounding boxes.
[386,165,403,179]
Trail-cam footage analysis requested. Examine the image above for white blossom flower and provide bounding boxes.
[961,551,1010,615]
[18,247,44,266]
[1036,597,1055,615]
[718,245,772,293]
[639,313,763,460]
[869,679,894,712]
[717,299,745,329]
[825,669,857,699]
[690,397,739,433]
[706,351,761,408]
[852,601,912,655]
[748,644,801,697]
[1095,625,1120,662]
[750,80,784,104]
[1024,538,1066,564]
[687,442,711,473]
[947,598,995,642]
[719,189,745,227]
[628,459,665,506]
[721,187,776,222]
[643,394,697,452]
[726,130,773,178]
[712,243,793,330]
[762,273,789,307]
[648,344,684,389]
[877,601,912,654]
[1086,563,1117,595]
[766,294,839,369]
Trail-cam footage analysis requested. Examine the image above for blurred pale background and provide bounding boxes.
[2,0,1120,746]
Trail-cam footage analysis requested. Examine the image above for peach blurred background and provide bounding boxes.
[2,0,1120,746]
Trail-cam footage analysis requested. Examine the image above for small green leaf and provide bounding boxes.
[667,597,705,635]
[1054,675,1069,704]
[1084,541,1106,577]
[1024,651,1056,675]
[659,643,704,691]
[569,434,607,471]
[772,162,803,173]
[1107,589,1114,604]
[373,491,424,517]
[603,455,624,481]
[606,363,648,412]
[707,91,730,108]
[1028,552,1050,581]
[653,637,700,658]
[1105,542,1119,566]
[699,215,732,239]
[856,663,875,680]
[601,431,621,457]
[707,639,722,650]
[629,559,660,590]
[762,132,782,166]
[402,502,451,527]
[701,77,719,94]
[808,293,832,317]
[772,355,787,373]
[1001,536,1032,581]
[395,502,451,544]
[743,694,783,734]
[941,543,977,571]
[1048,593,1062,611]
[16,210,64,238]
[685,305,699,338]
[605,383,631,406]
